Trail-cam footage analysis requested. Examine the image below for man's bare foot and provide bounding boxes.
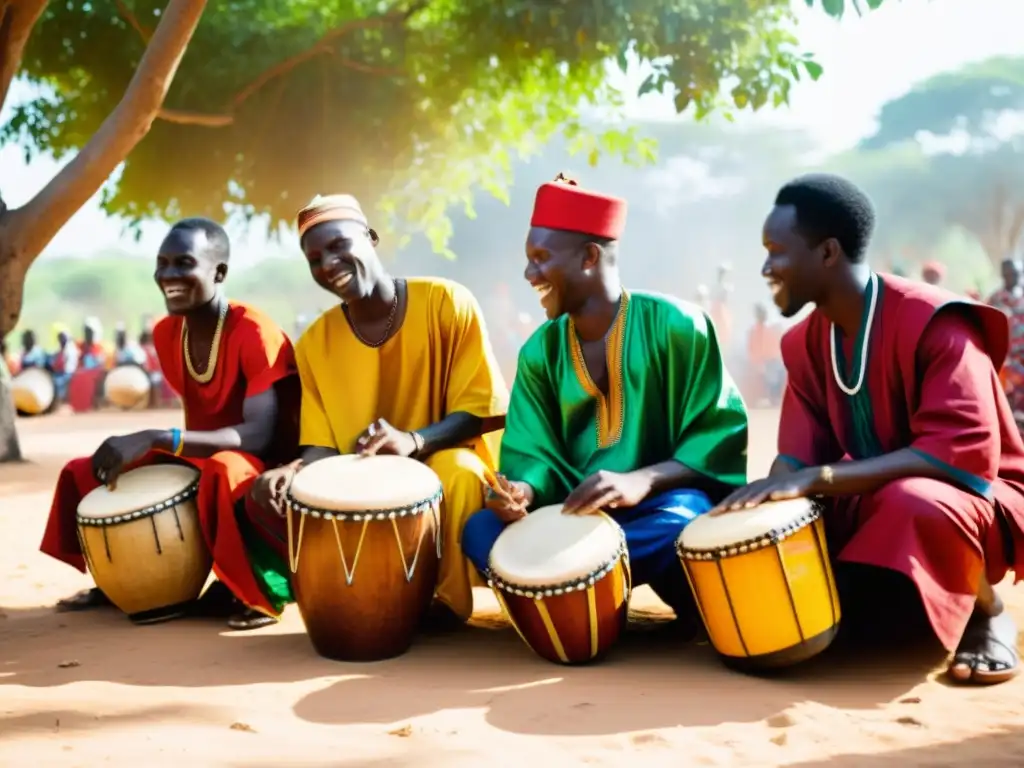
[226,608,278,631]
[948,610,1019,685]
[55,587,111,612]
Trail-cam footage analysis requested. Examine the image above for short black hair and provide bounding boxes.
[169,217,231,262]
[774,174,875,263]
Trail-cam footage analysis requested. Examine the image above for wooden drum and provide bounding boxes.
[676,498,840,671]
[12,367,56,416]
[76,463,213,624]
[488,505,631,665]
[286,454,442,662]
[103,363,152,410]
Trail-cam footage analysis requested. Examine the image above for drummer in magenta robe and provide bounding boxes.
[250,194,509,627]
[460,174,749,626]
[40,218,300,630]
[712,173,1024,685]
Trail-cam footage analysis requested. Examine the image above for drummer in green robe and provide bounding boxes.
[461,173,749,621]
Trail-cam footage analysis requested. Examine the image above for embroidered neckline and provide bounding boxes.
[568,291,629,450]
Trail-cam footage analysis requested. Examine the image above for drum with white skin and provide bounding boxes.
[103,363,153,410]
[76,463,213,624]
[12,367,56,416]
[286,454,442,662]
[488,505,631,665]
[676,497,840,671]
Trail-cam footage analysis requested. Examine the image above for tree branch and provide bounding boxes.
[115,0,152,42]
[0,0,48,115]
[158,107,232,126]
[154,5,424,128]
[12,0,209,260]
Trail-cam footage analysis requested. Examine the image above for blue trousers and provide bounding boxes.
[461,488,711,618]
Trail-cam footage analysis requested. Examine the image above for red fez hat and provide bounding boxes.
[530,173,627,240]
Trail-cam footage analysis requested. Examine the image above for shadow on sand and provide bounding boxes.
[2,598,948,738]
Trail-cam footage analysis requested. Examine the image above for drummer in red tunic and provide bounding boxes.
[713,174,1024,685]
[40,218,300,631]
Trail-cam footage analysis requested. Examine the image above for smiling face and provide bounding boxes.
[154,227,227,315]
[523,227,601,320]
[301,219,382,302]
[761,204,834,318]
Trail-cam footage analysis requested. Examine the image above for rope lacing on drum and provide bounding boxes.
[286,492,443,585]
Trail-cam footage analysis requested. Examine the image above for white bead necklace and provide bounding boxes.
[829,272,878,397]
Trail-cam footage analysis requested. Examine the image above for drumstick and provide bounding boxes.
[482,467,514,502]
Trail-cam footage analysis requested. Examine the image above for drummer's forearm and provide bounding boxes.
[769,456,798,477]
[411,411,482,458]
[629,460,696,494]
[150,424,267,459]
[804,449,938,497]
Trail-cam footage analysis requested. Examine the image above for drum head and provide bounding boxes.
[289,454,442,512]
[12,367,55,415]
[679,497,816,552]
[78,463,200,521]
[489,504,623,588]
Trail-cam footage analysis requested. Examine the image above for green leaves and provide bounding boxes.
[4,0,890,255]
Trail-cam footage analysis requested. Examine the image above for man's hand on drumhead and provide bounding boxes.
[251,465,298,517]
[484,478,531,523]
[709,471,816,515]
[562,470,650,516]
[355,418,418,457]
[91,431,156,489]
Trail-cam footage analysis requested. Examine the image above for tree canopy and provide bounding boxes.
[843,55,1024,266]
[4,0,872,254]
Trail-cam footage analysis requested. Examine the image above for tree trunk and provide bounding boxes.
[0,206,28,463]
[0,352,20,463]
[0,0,210,464]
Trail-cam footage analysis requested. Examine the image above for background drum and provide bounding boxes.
[488,505,631,665]
[286,454,442,662]
[12,367,57,416]
[76,463,213,624]
[676,497,840,672]
[103,363,153,411]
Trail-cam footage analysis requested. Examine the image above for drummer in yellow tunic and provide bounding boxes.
[251,194,509,625]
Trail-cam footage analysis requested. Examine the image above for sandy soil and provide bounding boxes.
[2,408,1023,766]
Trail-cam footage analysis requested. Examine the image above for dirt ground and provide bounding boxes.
[2,408,1023,766]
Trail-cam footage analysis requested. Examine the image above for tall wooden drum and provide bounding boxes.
[676,498,840,671]
[488,505,631,665]
[286,454,442,662]
[103,363,152,410]
[76,463,213,624]
[12,367,56,416]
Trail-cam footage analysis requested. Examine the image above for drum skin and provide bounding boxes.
[677,501,840,671]
[103,363,153,410]
[12,367,56,417]
[287,498,441,662]
[493,558,630,665]
[77,465,212,623]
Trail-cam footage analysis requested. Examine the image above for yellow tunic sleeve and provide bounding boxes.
[438,283,509,418]
[295,332,336,449]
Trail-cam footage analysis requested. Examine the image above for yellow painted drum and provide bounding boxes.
[676,498,840,670]
[12,367,56,416]
[103,363,152,410]
[488,505,631,665]
[76,464,213,624]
